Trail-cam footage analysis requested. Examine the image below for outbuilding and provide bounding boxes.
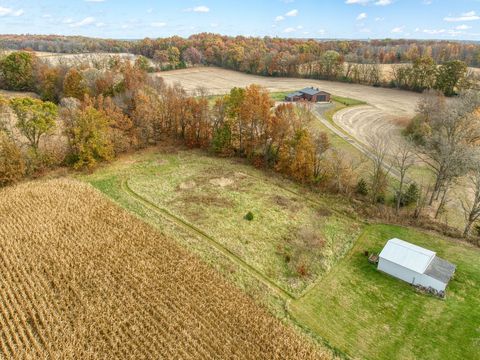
[285,87,331,102]
[377,238,456,292]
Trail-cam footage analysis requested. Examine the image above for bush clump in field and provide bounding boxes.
[0,133,25,186]
[356,178,369,196]
[280,226,326,279]
[394,182,420,207]
[244,211,254,221]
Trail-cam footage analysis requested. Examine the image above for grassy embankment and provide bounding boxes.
[290,223,480,360]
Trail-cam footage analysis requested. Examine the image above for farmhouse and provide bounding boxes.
[285,87,331,102]
[377,238,456,292]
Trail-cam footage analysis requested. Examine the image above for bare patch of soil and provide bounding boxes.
[178,180,197,190]
[210,177,234,187]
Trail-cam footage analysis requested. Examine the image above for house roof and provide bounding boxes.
[379,238,436,274]
[424,256,456,283]
[286,91,303,98]
[299,87,322,96]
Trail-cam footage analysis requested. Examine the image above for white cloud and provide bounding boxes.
[70,17,96,27]
[210,23,219,28]
[375,17,384,21]
[456,24,471,30]
[357,12,367,20]
[423,28,445,34]
[421,28,462,36]
[151,22,166,27]
[283,27,296,33]
[444,11,480,22]
[0,6,24,17]
[391,26,404,33]
[147,8,153,14]
[184,5,210,13]
[423,0,432,4]
[95,22,105,27]
[297,25,303,29]
[346,0,392,5]
[62,18,73,24]
[285,9,298,17]
[317,29,326,35]
[345,0,370,4]
[275,15,284,21]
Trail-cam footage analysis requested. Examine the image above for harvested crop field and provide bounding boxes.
[156,67,421,116]
[0,179,326,359]
[333,105,406,150]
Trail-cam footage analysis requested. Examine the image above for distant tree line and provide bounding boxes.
[2,34,480,66]
[1,34,479,95]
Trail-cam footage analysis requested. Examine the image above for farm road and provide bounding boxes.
[312,104,406,181]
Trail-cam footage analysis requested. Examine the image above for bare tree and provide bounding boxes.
[367,135,392,204]
[461,161,480,237]
[417,90,480,214]
[392,138,416,214]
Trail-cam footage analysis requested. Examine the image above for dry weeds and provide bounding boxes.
[0,179,328,359]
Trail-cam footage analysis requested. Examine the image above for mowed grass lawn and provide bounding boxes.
[82,149,362,296]
[289,224,480,360]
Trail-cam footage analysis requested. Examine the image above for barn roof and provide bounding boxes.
[379,238,436,274]
[424,256,456,283]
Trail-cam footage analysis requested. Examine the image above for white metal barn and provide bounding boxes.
[377,238,456,292]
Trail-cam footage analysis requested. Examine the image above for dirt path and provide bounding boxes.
[122,178,295,300]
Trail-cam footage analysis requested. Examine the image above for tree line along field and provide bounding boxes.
[0,178,328,359]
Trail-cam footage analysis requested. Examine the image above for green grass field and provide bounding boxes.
[289,224,480,360]
[330,95,367,107]
[82,150,362,296]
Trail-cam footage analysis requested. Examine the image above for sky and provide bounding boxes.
[0,0,479,40]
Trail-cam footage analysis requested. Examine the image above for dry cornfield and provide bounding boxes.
[0,179,328,359]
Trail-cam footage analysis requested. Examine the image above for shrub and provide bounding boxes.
[394,182,420,207]
[356,178,369,196]
[0,133,25,186]
[244,211,254,221]
[211,124,232,154]
[296,263,309,277]
[376,193,385,204]
[404,183,420,205]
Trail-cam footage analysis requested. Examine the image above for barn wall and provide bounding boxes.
[378,258,419,285]
[378,258,447,291]
[417,274,446,292]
